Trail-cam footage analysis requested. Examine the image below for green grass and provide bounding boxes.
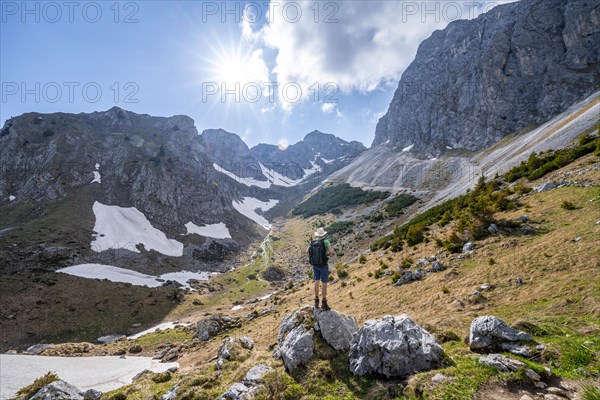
[131,327,191,349]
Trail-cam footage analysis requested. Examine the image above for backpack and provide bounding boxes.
[309,239,328,267]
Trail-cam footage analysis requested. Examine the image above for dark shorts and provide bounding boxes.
[312,265,329,283]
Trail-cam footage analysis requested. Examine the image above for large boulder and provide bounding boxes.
[196,314,241,341]
[30,380,83,400]
[275,307,315,371]
[315,310,358,351]
[262,265,286,282]
[349,314,445,377]
[469,316,532,352]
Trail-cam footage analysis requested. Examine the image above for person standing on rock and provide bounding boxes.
[308,227,334,311]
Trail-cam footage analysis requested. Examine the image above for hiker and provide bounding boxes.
[308,227,334,311]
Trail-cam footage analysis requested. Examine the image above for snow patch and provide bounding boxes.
[91,171,101,184]
[232,197,279,230]
[0,354,177,398]
[8,195,15,201]
[231,305,245,311]
[402,144,415,152]
[446,146,453,150]
[91,202,183,257]
[185,221,232,239]
[259,163,304,187]
[213,163,271,189]
[56,264,210,288]
[128,322,191,340]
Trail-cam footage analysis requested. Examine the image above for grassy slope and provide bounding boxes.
[92,153,599,400]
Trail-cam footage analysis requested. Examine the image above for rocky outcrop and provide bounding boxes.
[374,0,600,157]
[29,380,85,400]
[262,265,286,282]
[251,130,365,180]
[196,315,242,341]
[469,316,532,352]
[275,307,315,372]
[349,314,445,377]
[314,310,358,351]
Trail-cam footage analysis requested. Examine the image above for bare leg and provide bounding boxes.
[314,280,319,298]
[322,282,327,299]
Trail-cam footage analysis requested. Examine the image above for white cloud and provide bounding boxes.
[321,102,336,113]
[243,1,510,111]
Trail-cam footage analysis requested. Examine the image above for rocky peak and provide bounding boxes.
[373,0,600,157]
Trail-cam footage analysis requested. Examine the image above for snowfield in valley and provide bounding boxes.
[91,201,184,257]
[56,264,211,288]
[231,197,279,230]
[185,221,232,239]
[0,354,177,399]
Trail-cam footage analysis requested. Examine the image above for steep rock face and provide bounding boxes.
[374,0,600,157]
[251,130,366,180]
[0,108,255,273]
[202,128,266,181]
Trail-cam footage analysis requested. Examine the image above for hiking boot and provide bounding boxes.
[314,297,320,309]
[321,298,331,311]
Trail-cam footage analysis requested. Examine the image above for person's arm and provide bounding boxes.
[327,240,334,257]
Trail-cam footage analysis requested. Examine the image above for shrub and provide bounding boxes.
[15,372,59,399]
[385,194,419,217]
[560,200,577,210]
[400,257,412,269]
[488,258,496,265]
[326,220,354,234]
[373,269,383,279]
[152,371,171,383]
[292,184,390,217]
[358,254,366,264]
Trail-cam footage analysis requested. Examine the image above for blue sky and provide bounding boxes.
[1,1,509,147]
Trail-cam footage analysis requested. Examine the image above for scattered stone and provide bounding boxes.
[238,337,254,350]
[535,182,558,192]
[478,354,525,372]
[349,314,445,377]
[81,389,102,400]
[518,215,530,223]
[572,237,582,242]
[262,265,286,282]
[479,284,492,291]
[132,369,152,381]
[196,314,241,341]
[314,309,358,351]
[219,382,250,400]
[24,343,53,355]
[469,316,532,352]
[159,385,179,400]
[244,364,272,383]
[430,261,444,273]
[431,373,451,383]
[515,277,524,285]
[521,225,535,235]
[524,369,541,381]
[162,348,180,362]
[128,344,143,354]
[131,323,142,328]
[501,343,532,357]
[519,395,534,400]
[394,270,427,286]
[30,380,83,399]
[463,242,475,252]
[488,223,499,234]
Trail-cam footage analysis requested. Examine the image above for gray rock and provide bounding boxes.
[469,316,532,351]
[81,389,102,400]
[463,242,475,253]
[159,385,178,400]
[276,307,315,371]
[535,182,559,192]
[219,382,250,400]
[30,380,83,399]
[430,261,444,273]
[501,342,532,357]
[314,309,358,351]
[373,0,600,156]
[244,364,272,383]
[24,343,53,355]
[478,354,526,372]
[349,314,445,377]
[278,325,314,372]
[262,265,286,282]
[238,336,254,350]
[488,224,499,234]
[394,270,427,286]
[196,314,241,341]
